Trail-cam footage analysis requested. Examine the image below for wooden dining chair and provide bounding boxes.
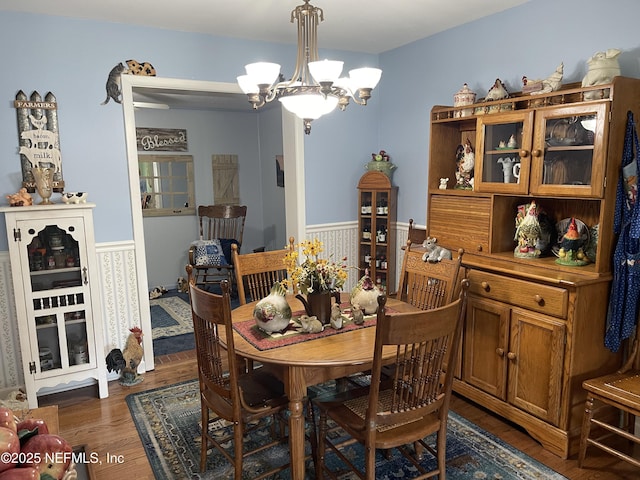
[186,267,290,478]
[408,218,427,245]
[232,236,295,305]
[188,204,247,291]
[312,279,469,479]
[396,239,464,310]
[578,334,640,469]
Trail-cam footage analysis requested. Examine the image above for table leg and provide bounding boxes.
[286,366,307,480]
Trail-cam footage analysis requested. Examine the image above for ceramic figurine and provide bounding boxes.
[455,139,475,190]
[350,270,382,315]
[61,192,88,204]
[582,49,621,100]
[555,217,590,266]
[253,281,293,333]
[330,303,344,329]
[485,78,509,101]
[514,200,554,258]
[6,188,33,206]
[453,83,476,117]
[421,237,452,263]
[351,303,365,325]
[439,178,449,190]
[297,315,324,333]
[528,63,564,95]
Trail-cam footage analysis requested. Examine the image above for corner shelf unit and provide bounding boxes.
[357,171,397,293]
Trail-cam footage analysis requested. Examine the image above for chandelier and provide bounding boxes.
[237,0,382,134]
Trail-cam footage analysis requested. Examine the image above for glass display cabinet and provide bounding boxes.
[1,204,108,408]
[357,171,397,293]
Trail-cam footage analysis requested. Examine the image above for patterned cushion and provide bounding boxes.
[191,239,229,266]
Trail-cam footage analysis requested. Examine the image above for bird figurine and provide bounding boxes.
[514,201,542,258]
[528,63,564,95]
[455,139,475,189]
[105,326,144,385]
[350,269,382,314]
[485,78,509,101]
[253,281,292,333]
[556,217,589,265]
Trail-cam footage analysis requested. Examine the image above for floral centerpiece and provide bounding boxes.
[282,238,349,294]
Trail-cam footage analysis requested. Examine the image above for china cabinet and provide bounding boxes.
[425,77,640,458]
[1,204,108,408]
[357,171,397,293]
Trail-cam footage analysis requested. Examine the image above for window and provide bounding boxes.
[138,154,195,217]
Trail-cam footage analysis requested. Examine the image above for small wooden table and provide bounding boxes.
[227,294,418,480]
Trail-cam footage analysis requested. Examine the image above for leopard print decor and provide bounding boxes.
[101,59,156,105]
[126,59,156,76]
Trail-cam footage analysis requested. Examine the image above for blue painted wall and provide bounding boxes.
[1,0,640,251]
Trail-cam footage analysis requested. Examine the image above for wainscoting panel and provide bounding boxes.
[305,221,410,294]
[95,241,141,355]
[0,251,22,396]
[0,225,411,397]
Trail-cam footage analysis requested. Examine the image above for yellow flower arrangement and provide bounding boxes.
[282,238,349,294]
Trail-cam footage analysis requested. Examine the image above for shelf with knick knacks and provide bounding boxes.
[357,171,397,293]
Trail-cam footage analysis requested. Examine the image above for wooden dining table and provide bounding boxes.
[225,293,419,480]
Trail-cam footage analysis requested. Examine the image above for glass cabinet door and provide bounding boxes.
[530,103,607,197]
[474,111,534,194]
[20,218,96,377]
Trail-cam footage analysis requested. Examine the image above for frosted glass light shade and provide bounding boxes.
[245,62,281,86]
[237,75,259,94]
[334,77,355,97]
[349,67,382,89]
[279,93,339,119]
[309,60,344,83]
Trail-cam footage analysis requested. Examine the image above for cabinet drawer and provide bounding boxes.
[429,195,490,254]
[468,270,568,318]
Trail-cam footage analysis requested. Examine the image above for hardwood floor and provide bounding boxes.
[40,349,639,480]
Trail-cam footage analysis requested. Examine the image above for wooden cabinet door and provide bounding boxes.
[507,308,565,425]
[474,110,534,194]
[463,295,510,399]
[529,102,608,198]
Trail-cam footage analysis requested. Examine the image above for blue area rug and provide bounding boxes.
[151,288,239,356]
[127,378,568,480]
[150,291,195,356]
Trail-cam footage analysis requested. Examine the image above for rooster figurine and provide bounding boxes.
[486,78,509,101]
[106,326,144,385]
[527,63,564,95]
[556,217,589,265]
[350,269,382,315]
[514,200,542,258]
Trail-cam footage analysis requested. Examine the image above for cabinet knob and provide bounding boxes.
[476,244,483,252]
[481,281,490,292]
[495,348,505,357]
[532,149,543,157]
[519,149,530,158]
[534,294,544,305]
[507,352,517,360]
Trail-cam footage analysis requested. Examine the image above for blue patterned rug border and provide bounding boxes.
[126,378,568,480]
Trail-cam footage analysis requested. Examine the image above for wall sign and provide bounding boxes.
[136,127,188,152]
[14,90,65,192]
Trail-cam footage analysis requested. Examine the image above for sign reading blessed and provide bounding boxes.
[136,128,188,152]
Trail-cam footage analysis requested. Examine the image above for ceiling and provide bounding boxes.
[4,0,529,54]
[4,0,530,111]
